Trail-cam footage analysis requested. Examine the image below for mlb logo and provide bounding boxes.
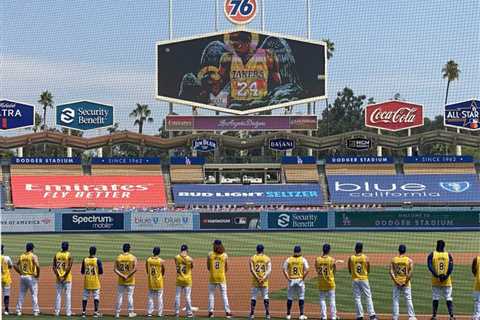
[224,0,257,25]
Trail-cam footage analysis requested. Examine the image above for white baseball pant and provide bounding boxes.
[319,289,337,320]
[432,285,453,301]
[2,285,10,297]
[352,280,375,318]
[147,289,163,316]
[251,287,269,300]
[175,286,192,315]
[208,283,231,313]
[287,279,305,300]
[392,286,415,320]
[82,289,100,300]
[472,291,480,320]
[54,281,72,315]
[115,285,135,314]
[16,275,40,314]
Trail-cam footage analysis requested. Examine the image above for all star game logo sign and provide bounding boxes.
[224,0,257,25]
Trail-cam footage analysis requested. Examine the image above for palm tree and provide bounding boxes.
[108,122,119,134]
[32,112,42,132]
[38,91,53,130]
[442,60,460,105]
[129,103,153,134]
[322,39,335,135]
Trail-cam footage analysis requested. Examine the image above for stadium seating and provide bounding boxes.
[10,163,83,176]
[325,163,396,175]
[282,163,319,182]
[91,163,162,176]
[170,165,204,183]
[403,162,476,175]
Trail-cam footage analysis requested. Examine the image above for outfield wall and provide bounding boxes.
[2,208,479,233]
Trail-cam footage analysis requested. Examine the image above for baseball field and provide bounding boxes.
[1,231,478,319]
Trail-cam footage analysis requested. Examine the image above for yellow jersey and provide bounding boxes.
[391,255,411,287]
[251,254,271,288]
[175,254,193,287]
[350,254,368,281]
[83,257,101,290]
[431,251,452,287]
[116,253,136,285]
[54,251,72,282]
[146,256,164,290]
[284,256,308,279]
[1,255,12,286]
[18,252,37,276]
[316,255,335,290]
[474,256,480,291]
[230,49,269,101]
[208,252,227,284]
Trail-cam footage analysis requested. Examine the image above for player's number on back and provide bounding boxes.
[356,263,363,274]
[318,265,329,277]
[176,264,187,274]
[56,261,66,270]
[85,265,96,276]
[395,264,407,275]
[255,263,266,273]
[214,261,221,270]
[237,81,259,97]
[292,266,299,275]
[438,261,445,273]
[229,0,254,16]
[118,263,130,272]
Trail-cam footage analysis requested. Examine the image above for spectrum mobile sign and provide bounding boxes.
[56,100,113,131]
[0,100,34,130]
[365,100,423,131]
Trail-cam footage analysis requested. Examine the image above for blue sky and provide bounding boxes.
[1,0,478,135]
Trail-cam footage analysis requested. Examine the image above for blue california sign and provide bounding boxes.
[192,138,217,152]
[0,100,34,130]
[56,100,114,131]
[444,99,479,130]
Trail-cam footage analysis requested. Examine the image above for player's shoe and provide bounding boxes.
[208,312,214,318]
[93,312,101,318]
[187,313,194,318]
[265,315,270,320]
[448,316,455,320]
[54,311,60,316]
[369,316,377,320]
[356,318,364,320]
[299,315,308,320]
[430,317,437,320]
[16,311,22,316]
[82,311,87,317]
[115,313,120,318]
[226,312,233,318]
[3,311,9,316]
[33,311,40,316]
[128,312,137,318]
[286,315,291,320]
[158,313,163,317]
[147,314,152,317]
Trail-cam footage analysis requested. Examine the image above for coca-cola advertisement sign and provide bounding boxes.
[365,101,424,131]
[11,176,167,208]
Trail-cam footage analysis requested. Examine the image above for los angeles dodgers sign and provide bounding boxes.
[224,0,257,25]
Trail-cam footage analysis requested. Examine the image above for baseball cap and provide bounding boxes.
[26,243,34,251]
[61,241,69,250]
[123,243,131,252]
[293,245,301,253]
[213,239,222,245]
[323,243,331,253]
[256,244,264,253]
[399,244,406,254]
[181,244,188,251]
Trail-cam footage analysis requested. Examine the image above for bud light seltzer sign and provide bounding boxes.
[224,0,257,25]
[192,138,217,152]
[444,99,479,131]
[269,138,295,151]
[0,100,34,130]
[365,101,424,132]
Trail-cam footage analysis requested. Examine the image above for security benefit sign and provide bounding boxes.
[444,99,479,130]
[56,100,113,131]
[172,184,323,206]
[200,212,260,230]
[157,30,326,115]
[0,100,34,130]
[267,212,328,230]
[11,176,167,208]
[327,174,480,204]
[62,213,124,231]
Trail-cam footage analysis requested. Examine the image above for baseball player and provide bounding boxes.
[174,244,194,317]
[473,255,480,320]
[283,245,309,320]
[207,239,232,318]
[249,244,272,319]
[114,243,137,318]
[14,242,40,316]
[1,244,13,315]
[53,241,73,316]
[428,240,454,320]
[81,246,103,318]
[348,242,377,320]
[146,246,165,317]
[389,244,416,320]
[315,243,337,320]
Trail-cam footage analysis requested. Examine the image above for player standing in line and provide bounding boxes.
[389,244,416,320]
[53,241,73,316]
[174,244,194,317]
[81,246,103,318]
[427,240,455,320]
[146,246,165,317]
[1,244,13,315]
[348,242,377,320]
[14,242,40,316]
[114,243,137,318]
[315,244,337,320]
[473,255,480,320]
[283,245,309,320]
[207,239,232,318]
[249,244,272,319]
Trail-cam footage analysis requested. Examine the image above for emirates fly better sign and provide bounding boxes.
[365,101,424,131]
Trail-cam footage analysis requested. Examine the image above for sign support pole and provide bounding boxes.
[67,128,72,157]
[306,0,313,157]
[377,128,382,156]
[407,128,412,156]
[456,128,462,155]
[17,147,23,157]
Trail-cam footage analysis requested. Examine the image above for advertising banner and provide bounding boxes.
[200,212,260,230]
[62,213,124,231]
[281,156,316,164]
[404,155,473,163]
[365,100,424,131]
[172,184,323,206]
[12,157,81,165]
[326,156,393,164]
[157,30,326,115]
[192,138,217,152]
[335,210,480,229]
[346,137,371,151]
[267,212,328,229]
[165,115,317,131]
[0,100,34,130]
[56,100,114,131]
[444,99,479,130]
[11,176,167,208]
[91,157,161,165]
[327,174,480,204]
[269,138,295,151]
[224,0,257,24]
[1,213,55,233]
[131,212,194,231]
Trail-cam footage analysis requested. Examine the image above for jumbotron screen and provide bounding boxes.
[157,30,327,114]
